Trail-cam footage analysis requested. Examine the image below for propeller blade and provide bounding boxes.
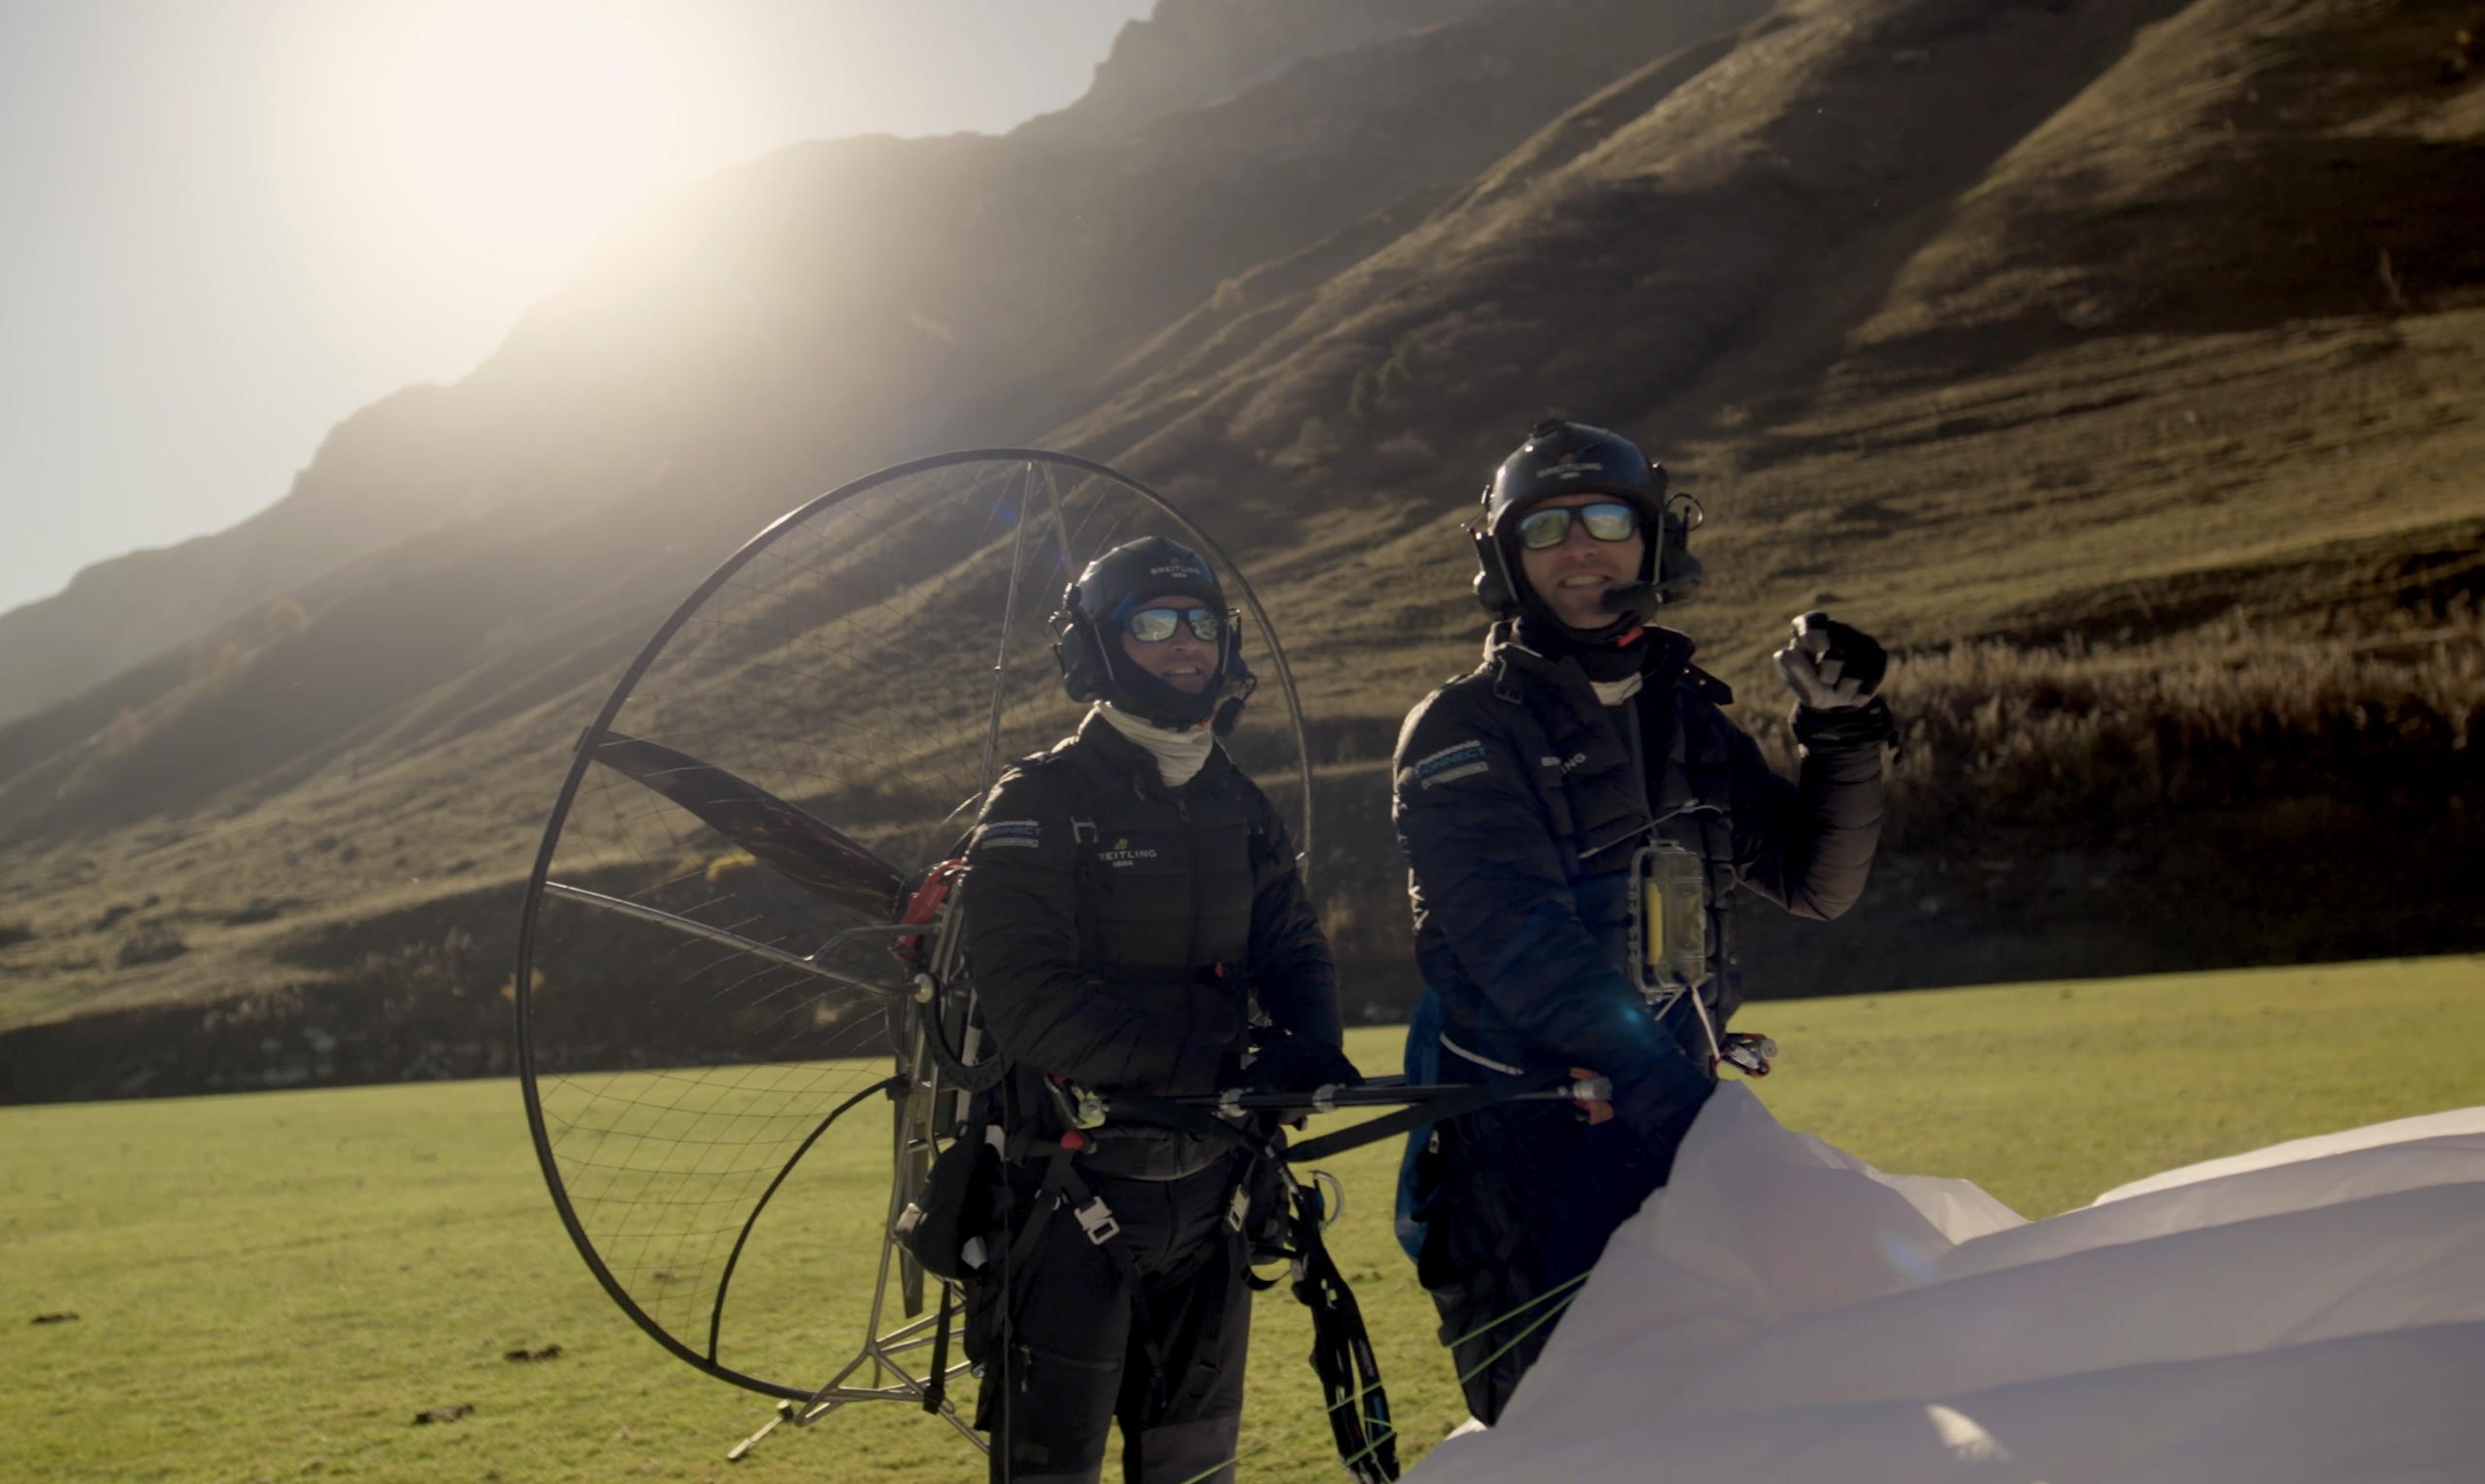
[590,731,909,919]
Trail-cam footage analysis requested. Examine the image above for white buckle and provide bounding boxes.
[1074,1197,1120,1244]
[1312,1082,1340,1115]
[1226,1182,1251,1232]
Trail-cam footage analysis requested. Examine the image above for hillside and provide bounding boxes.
[0,0,1708,732]
[1,0,2480,1100]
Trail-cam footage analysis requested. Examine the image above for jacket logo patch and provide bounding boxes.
[1096,841,1159,867]
[974,819,1041,849]
[1406,740,1490,791]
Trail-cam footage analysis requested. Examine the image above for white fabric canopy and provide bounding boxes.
[1409,1085,2485,1483]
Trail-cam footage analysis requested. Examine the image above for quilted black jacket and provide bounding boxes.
[960,709,1342,1100]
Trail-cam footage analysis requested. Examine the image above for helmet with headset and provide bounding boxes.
[1051,536,1255,734]
[1469,418,1702,630]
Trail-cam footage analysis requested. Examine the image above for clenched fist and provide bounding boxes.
[1774,611,1886,711]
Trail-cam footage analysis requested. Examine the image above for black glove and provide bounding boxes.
[1610,1050,1713,1155]
[1242,1026,1364,1092]
[1773,611,1887,710]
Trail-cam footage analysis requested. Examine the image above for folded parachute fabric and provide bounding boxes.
[1410,1085,2485,1483]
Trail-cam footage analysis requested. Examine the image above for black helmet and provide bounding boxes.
[1052,536,1255,733]
[1470,418,1701,625]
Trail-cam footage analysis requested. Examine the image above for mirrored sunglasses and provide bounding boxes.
[1123,606,1225,643]
[1515,501,1640,550]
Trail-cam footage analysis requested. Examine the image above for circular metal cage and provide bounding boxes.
[513,450,1310,1409]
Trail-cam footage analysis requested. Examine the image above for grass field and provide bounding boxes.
[7,956,2482,1484]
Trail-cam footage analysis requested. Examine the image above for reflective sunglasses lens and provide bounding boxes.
[1582,503,1639,542]
[1125,607,1221,643]
[1125,608,1180,643]
[1516,508,1572,549]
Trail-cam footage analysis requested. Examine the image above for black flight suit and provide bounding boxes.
[960,709,1342,1484]
[1394,620,1885,1423]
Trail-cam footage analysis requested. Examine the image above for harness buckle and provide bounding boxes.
[1045,1077,1109,1130]
[1720,1032,1777,1078]
[1226,1182,1251,1233]
[1071,816,1099,844]
[1075,1197,1121,1245]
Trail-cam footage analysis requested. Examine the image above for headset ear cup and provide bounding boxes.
[1655,512,1703,602]
[1053,622,1111,703]
[1470,528,1518,616]
[1220,615,1252,689]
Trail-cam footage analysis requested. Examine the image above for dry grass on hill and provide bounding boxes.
[1741,617,2485,834]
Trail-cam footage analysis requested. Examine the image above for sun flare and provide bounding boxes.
[393,2,671,252]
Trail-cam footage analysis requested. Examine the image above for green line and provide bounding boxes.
[1163,1440,1260,1484]
[1441,1270,1591,1350]
[1455,1288,1580,1388]
[1335,1419,1400,1474]
[1323,1363,1385,1478]
[1317,1339,1375,1420]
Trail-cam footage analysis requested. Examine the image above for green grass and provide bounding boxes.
[7,956,2481,1483]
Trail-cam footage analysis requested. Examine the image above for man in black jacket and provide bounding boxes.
[959,536,1352,1484]
[1394,420,1892,1424]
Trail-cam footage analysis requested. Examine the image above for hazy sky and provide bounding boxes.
[0,0,1153,619]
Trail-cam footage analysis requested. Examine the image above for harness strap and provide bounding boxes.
[1003,1139,1123,1264]
[1061,1090,1407,1479]
[1001,1138,1178,1414]
[995,1075,1561,1482]
[1289,1182,1400,1482]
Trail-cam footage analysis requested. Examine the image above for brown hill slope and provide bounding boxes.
[1070,0,2485,998]
[1,0,2479,1099]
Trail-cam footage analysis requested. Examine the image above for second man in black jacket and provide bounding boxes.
[1394,420,1893,1425]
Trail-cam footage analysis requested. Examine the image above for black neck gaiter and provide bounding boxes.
[1512,613,1651,685]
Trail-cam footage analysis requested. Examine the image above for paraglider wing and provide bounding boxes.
[590,730,908,919]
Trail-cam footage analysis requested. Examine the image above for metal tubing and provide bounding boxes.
[1165,1079,1609,1113]
[540,881,902,996]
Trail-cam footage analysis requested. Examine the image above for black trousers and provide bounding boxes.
[1412,1093,1700,1424]
[976,1154,1252,1484]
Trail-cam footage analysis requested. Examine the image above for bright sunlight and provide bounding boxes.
[392,2,671,253]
